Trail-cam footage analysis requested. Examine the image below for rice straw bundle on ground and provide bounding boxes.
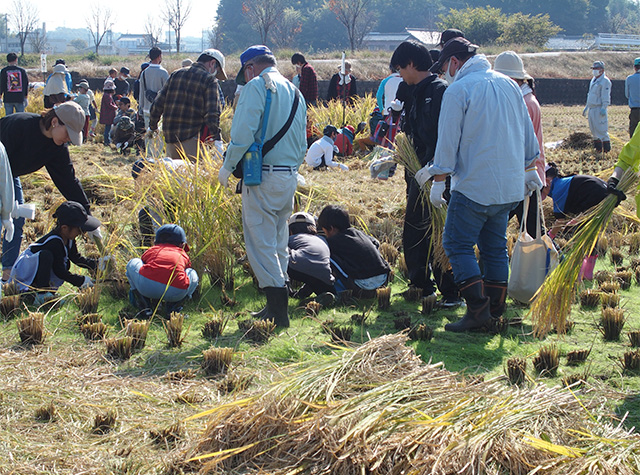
[421,294,437,314]
[601,292,621,309]
[623,349,640,371]
[76,287,100,314]
[80,322,109,341]
[579,289,601,308]
[505,357,527,385]
[305,301,323,316]
[616,270,634,290]
[201,347,233,376]
[600,280,620,293]
[376,287,391,310]
[628,330,640,347]
[533,344,559,376]
[17,312,45,345]
[530,167,639,337]
[184,334,640,474]
[601,307,625,340]
[566,349,591,365]
[202,312,228,340]
[104,337,133,360]
[124,319,150,351]
[164,312,188,348]
[0,294,21,319]
[595,270,614,284]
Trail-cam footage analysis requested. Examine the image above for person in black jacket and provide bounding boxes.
[0,102,100,281]
[327,62,358,102]
[390,40,461,306]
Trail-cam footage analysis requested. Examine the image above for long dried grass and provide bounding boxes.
[185,334,640,474]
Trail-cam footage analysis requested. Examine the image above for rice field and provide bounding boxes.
[1,99,640,473]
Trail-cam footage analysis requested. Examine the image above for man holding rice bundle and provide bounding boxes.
[423,38,542,332]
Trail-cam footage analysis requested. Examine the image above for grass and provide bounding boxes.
[2,103,640,472]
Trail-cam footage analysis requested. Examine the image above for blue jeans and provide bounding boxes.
[4,102,25,115]
[2,177,24,271]
[103,124,112,145]
[126,258,198,302]
[443,191,517,284]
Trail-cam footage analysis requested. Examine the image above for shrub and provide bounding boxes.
[498,13,562,48]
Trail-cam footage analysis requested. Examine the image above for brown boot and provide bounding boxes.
[485,281,508,318]
[444,276,492,332]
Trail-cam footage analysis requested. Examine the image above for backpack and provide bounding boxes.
[142,71,157,103]
[372,112,401,148]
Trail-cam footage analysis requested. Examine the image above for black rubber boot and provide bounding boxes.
[251,305,269,319]
[594,139,603,152]
[444,276,492,332]
[263,286,290,328]
[603,140,611,153]
[485,281,508,318]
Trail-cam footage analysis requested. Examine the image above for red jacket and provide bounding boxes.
[139,243,192,289]
[99,93,117,125]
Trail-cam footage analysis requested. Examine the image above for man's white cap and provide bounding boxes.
[198,49,227,80]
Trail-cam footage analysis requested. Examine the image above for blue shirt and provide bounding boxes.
[224,67,307,172]
[429,55,539,206]
[626,71,640,108]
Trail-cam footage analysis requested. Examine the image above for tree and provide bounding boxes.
[328,0,376,52]
[9,0,39,57]
[272,7,303,48]
[242,0,284,45]
[29,26,46,53]
[163,0,192,54]
[144,15,163,48]
[86,4,114,56]
[69,38,88,52]
[499,13,561,47]
[438,6,506,45]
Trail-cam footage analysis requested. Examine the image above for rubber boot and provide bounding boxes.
[444,276,492,332]
[603,140,611,153]
[251,305,269,319]
[579,255,597,281]
[263,286,289,327]
[594,139,603,152]
[485,280,508,318]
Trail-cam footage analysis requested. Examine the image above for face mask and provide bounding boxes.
[444,60,456,85]
[592,70,600,77]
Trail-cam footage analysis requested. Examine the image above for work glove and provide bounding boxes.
[414,165,432,189]
[607,176,619,189]
[213,140,225,157]
[606,177,626,205]
[2,218,14,242]
[430,180,447,208]
[338,163,349,171]
[86,227,103,241]
[524,167,544,195]
[145,127,157,139]
[218,167,232,188]
[582,106,588,117]
[80,276,94,289]
[600,107,607,116]
[98,255,114,271]
[11,201,36,220]
[296,172,306,187]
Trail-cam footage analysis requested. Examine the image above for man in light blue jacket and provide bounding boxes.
[421,38,542,332]
[218,45,307,328]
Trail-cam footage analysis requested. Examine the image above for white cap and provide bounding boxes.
[198,49,227,80]
[494,51,531,80]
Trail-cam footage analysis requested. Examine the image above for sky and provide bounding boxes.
[29,0,220,39]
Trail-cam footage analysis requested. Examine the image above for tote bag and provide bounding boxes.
[508,189,559,303]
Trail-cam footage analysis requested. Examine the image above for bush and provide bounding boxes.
[499,13,562,48]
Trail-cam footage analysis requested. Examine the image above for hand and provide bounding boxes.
[414,165,432,188]
[606,178,626,205]
[547,229,557,240]
[582,106,588,117]
[23,98,28,108]
[213,140,225,157]
[218,167,232,188]
[2,218,14,242]
[98,255,114,271]
[524,167,544,195]
[600,107,607,116]
[86,227,103,241]
[338,163,349,171]
[12,201,36,220]
[607,176,619,189]
[430,180,447,208]
[81,276,94,289]
[146,127,157,138]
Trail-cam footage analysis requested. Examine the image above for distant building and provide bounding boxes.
[545,35,594,51]
[363,28,440,51]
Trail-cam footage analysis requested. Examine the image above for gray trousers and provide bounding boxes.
[588,106,609,141]
[242,168,297,288]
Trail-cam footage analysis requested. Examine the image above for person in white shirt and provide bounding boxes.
[583,60,611,152]
[305,125,349,171]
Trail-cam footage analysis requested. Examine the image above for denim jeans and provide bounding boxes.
[4,102,25,115]
[443,191,517,284]
[103,124,112,145]
[2,177,24,271]
[126,258,199,302]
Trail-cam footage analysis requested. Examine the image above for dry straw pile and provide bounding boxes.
[183,334,640,474]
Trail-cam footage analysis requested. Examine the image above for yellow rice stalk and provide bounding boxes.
[530,166,639,337]
[307,94,377,133]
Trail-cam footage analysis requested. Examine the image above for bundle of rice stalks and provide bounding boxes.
[202,312,228,340]
[566,349,591,365]
[616,270,634,290]
[408,323,433,341]
[104,337,133,360]
[2,280,19,296]
[163,312,188,348]
[307,95,377,135]
[631,257,640,270]
[393,315,412,330]
[77,313,101,326]
[107,279,129,299]
[76,287,100,314]
[562,372,588,388]
[579,289,601,308]
[92,410,117,434]
[397,254,408,279]
[505,357,527,385]
[600,292,620,309]
[610,248,625,266]
[394,132,448,270]
[17,312,45,345]
[220,288,237,307]
[164,369,198,382]
[594,270,614,284]
[0,294,21,319]
[338,289,354,305]
[530,166,639,337]
[421,294,437,314]
[217,372,253,395]
[379,242,399,266]
[185,334,640,474]
[600,280,620,293]
[323,322,353,342]
[533,345,559,377]
[34,402,57,422]
[201,347,233,376]
[560,131,592,150]
[150,422,184,445]
[628,330,640,347]
[623,349,640,371]
[244,319,276,343]
[628,233,640,254]
[401,285,422,302]
[80,322,109,341]
[601,307,625,341]
[305,301,323,316]
[124,319,150,351]
[377,287,391,310]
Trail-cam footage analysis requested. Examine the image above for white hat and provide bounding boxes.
[53,63,68,74]
[288,212,315,227]
[53,102,85,146]
[198,49,227,80]
[494,51,531,80]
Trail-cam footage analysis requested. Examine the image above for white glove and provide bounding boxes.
[338,163,349,171]
[582,106,588,118]
[333,145,339,154]
[218,167,232,188]
[23,98,28,108]
[81,276,94,289]
[2,218,14,242]
[11,201,36,220]
[98,255,114,271]
[524,167,544,195]
[414,165,432,188]
[146,127,157,138]
[296,172,307,187]
[214,140,225,157]
[87,227,103,241]
[430,180,447,208]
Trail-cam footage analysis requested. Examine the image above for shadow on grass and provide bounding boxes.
[616,393,640,431]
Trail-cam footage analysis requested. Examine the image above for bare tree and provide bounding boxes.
[328,0,375,52]
[29,26,46,53]
[144,15,163,48]
[163,0,192,54]
[242,0,283,45]
[272,7,302,49]
[86,4,114,55]
[9,0,39,57]
[207,22,222,49]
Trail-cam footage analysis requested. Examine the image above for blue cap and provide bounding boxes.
[236,45,273,85]
[155,224,189,250]
[635,58,640,67]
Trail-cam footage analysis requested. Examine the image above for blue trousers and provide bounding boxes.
[126,258,198,302]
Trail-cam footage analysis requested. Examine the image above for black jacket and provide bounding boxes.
[31,231,97,287]
[408,75,447,167]
[325,228,390,280]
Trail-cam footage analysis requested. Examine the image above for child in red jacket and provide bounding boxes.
[126,224,199,314]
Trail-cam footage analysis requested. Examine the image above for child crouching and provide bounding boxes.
[126,224,198,314]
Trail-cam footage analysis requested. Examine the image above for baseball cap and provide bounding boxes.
[429,37,478,73]
[120,66,130,77]
[592,61,605,69]
[438,28,465,47]
[236,45,273,85]
[53,102,86,146]
[635,58,640,67]
[76,80,90,89]
[197,48,227,80]
[155,224,189,250]
[288,212,315,227]
[53,201,101,231]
